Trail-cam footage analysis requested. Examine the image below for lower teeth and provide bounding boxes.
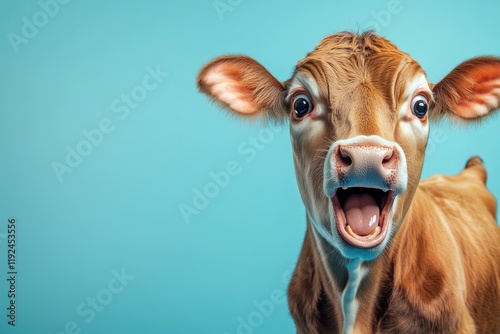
[346,225,381,239]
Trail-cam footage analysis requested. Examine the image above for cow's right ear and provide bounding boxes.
[196,55,288,122]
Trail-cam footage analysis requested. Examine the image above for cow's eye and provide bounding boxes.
[293,94,313,118]
[411,95,428,118]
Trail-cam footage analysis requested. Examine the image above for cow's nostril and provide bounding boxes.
[382,150,397,170]
[382,153,392,164]
[338,149,353,167]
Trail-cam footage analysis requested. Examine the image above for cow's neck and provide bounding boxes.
[308,218,386,333]
[339,258,368,333]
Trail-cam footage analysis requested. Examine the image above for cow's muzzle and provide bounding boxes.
[324,135,407,248]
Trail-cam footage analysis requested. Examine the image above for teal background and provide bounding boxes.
[1,0,499,333]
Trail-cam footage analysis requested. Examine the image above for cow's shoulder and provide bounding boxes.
[380,161,500,333]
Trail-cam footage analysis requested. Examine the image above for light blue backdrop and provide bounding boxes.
[1,0,499,333]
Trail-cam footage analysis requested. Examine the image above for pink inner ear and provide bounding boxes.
[451,63,500,119]
[456,80,500,118]
[203,63,259,114]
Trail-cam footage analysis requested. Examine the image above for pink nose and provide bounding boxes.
[334,144,399,186]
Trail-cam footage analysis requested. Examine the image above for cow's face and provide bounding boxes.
[197,32,500,260]
[286,34,431,259]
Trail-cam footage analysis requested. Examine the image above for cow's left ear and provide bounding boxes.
[432,57,500,120]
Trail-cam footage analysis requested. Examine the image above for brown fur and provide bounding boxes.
[196,31,500,333]
[289,159,500,333]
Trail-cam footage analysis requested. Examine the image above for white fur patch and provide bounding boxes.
[397,74,431,118]
[482,94,500,109]
[287,72,326,137]
[204,66,255,114]
[342,259,368,334]
[287,72,322,103]
[398,74,431,141]
[476,82,500,113]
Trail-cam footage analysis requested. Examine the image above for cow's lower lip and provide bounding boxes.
[331,187,395,248]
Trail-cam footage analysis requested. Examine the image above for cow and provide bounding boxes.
[196,31,500,333]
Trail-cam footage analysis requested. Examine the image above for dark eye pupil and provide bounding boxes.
[414,100,428,117]
[294,98,310,116]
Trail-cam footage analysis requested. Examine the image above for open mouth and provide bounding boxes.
[331,187,395,248]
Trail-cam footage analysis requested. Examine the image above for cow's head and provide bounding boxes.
[197,32,500,260]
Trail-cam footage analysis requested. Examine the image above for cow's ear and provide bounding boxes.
[431,57,500,120]
[196,55,288,122]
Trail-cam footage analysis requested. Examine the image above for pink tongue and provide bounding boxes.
[343,193,380,236]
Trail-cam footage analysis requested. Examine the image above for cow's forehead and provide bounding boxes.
[301,31,405,60]
[289,32,427,110]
